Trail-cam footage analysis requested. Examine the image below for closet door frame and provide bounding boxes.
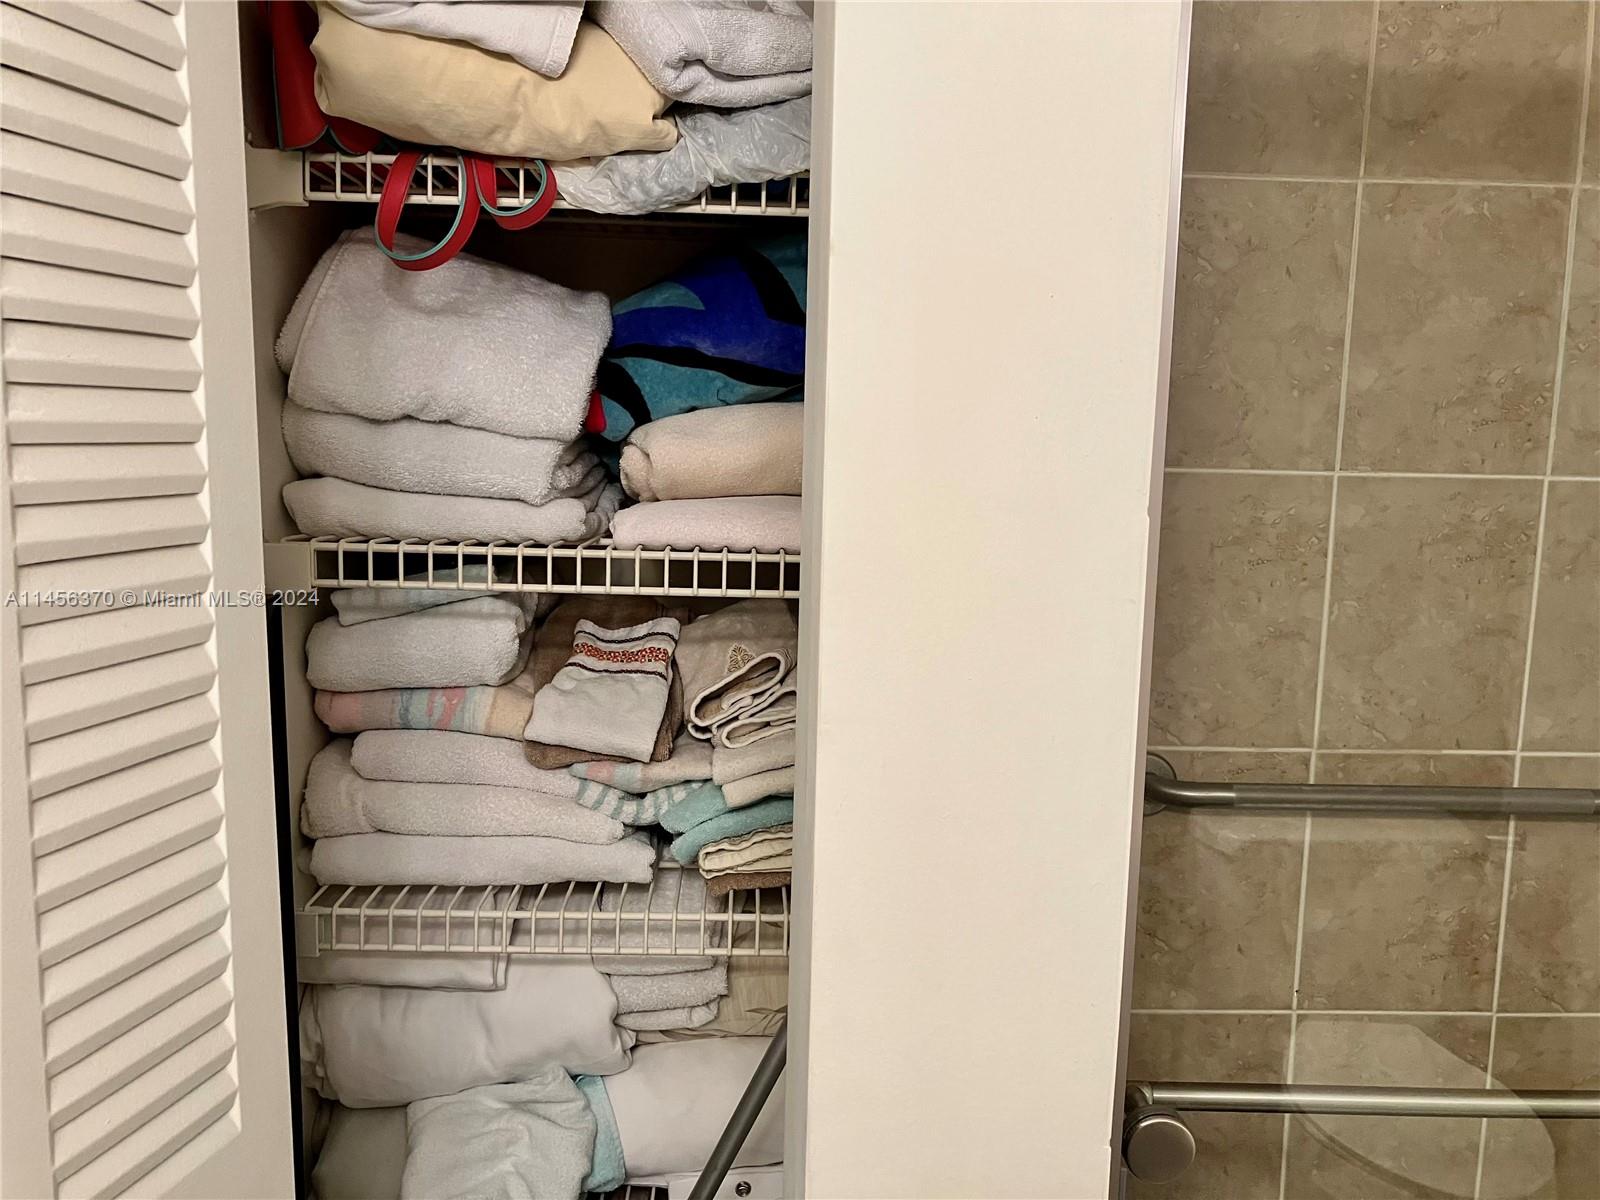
[788,4,1190,1196]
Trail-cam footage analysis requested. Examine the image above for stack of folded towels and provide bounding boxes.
[307,0,813,215]
[603,234,807,554]
[277,230,623,543]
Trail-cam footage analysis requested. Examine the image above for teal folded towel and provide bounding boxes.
[575,1074,626,1194]
[656,781,731,835]
[667,797,794,865]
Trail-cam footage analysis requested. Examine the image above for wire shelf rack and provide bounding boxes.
[267,536,801,599]
[302,151,810,217]
[297,874,790,959]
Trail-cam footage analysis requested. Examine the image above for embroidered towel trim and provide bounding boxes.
[525,617,682,762]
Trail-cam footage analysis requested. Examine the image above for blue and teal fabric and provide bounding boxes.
[665,797,794,866]
[575,1075,626,1193]
[595,233,806,442]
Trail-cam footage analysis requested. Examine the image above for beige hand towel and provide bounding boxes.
[675,600,797,739]
[620,403,803,502]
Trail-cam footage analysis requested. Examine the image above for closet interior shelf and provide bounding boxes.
[265,537,801,598]
[301,151,810,216]
[297,878,791,959]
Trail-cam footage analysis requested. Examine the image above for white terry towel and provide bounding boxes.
[621,403,803,502]
[591,865,722,967]
[616,1002,717,1032]
[277,231,609,441]
[300,959,631,1107]
[329,0,582,76]
[284,402,601,506]
[675,600,797,738]
[284,475,623,544]
[352,729,590,800]
[525,617,682,763]
[590,1,811,108]
[302,741,624,842]
[309,830,657,886]
[402,1070,594,1200]
[715,666,797,748]
[609,962,728,1014]
[297,951,507,991]
[712,729,795,785]
[305,597,530,692]
[609,495,801,554]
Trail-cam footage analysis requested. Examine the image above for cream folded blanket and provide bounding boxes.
[284,403,600,506]
[676,601,797,739]
[278,230,608,440]
[698,826,794,878]
[712,730,795,785]
[314,7,676,160]
[309,830,657,886]
[621,403,802,502]
[303,741,624,842]
[328,0,582,76]
[590,0,811,108]
[284,476,623,544]
[352,729,592,800]
[609,496,802,554]
[305,597,530,692]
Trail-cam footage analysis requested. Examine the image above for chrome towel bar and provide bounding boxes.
[1134,1081,1600,1119]
[1145,758,1599,817]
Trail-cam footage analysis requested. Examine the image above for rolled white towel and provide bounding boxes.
[305,597,530,692]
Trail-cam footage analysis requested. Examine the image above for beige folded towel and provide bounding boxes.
[620,403,803,502]
[721,766,794,810]
[697,825,794,878]
[609,496,802,555]
[312,8,676,160]
[675,601,797,739]
[712,730,795,786]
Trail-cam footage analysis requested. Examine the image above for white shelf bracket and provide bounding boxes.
[246,148,308,211]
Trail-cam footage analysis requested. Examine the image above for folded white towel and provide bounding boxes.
[309,830,657,886]
[712,729,795,786]
[590,0,811,108]
[297,952,507,990]
[621,403,803,502]
[402,1071,595,1200]
[300,959,630,1107]
[716,667,797,748]
[610,496,802,554]
[277,231,608,440]
[609,962,728,1014]
[329,0,583,76]
[616,1002,719,1032]
[284,402,601,506]
[525,617,682,763]
[305,597,530,692]
[351,729,591,800]
[721,766,794,809]
[284,475,623,544]
[303,741,625,842]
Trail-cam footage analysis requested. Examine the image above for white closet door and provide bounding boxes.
[1,3,294,1197]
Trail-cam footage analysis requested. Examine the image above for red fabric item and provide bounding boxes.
[472,158,558,231]
[374,151,482,272]
[584,390,607,434]
[264,0,380,153]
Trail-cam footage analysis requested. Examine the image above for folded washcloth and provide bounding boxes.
[328,0,582,76]
[715,666,797,748]
[284,475,623,544]
[595,233,805,443]
[574,777,703,827]
[525,617,682,763]
[402,1071,595,1200]
[554,96,809,217]
[301,959,630,1107]
[667,798,794,866]
[609,962,728,1014]
[297,952,508,991]
[592,865,723,964]
[675,600,797,738]
[712,729,795,786]
[305,597,530,692]
[277,230,609,440]
[313,8,676,160]
[315,664,538,739]
[590,0,812,108]
[698,826,793,878]
[635,956,787,1042]
[616,1002,719,1032]
[352,729,599,800]
[308,830,657,886]
[524,599,688,769]
[570,732,714,795]
[284,402,601,506]
[610,496,802,555]
[706,869,790,898]
[303,740,624,842]
[621,403,803,502]
[721,766,793,809]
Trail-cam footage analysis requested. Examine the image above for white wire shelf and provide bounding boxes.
[302,151,810,217]
[265,536,801,599]
[297,875,790,959]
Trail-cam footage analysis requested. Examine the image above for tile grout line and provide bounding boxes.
[1183,169,1585,190]
[1163,467,1599,482]
[1279,9,1382,1191]
[1130,1007,1600,1018]
[1148,744,1600,757]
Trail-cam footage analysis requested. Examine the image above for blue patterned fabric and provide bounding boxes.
[595,233,806,442]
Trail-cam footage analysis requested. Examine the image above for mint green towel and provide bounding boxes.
[667,797,794,865]
[657,780,730,834]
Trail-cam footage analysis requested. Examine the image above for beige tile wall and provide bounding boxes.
[1134,3,1599,1195]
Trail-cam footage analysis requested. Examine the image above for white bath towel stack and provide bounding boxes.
[278,231,616,543]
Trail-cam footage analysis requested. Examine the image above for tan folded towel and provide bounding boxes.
[705,870,790,898]
[675,600,797,738]
[313,8,676,160]
[620,403,803,502]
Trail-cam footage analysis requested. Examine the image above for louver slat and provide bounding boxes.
[30,742,220,855]
[10,442,207,505]
[6,0,185,71]
[22,602,214,685]
[13,544,211,627]
[0,67,189,179]
[27,693,218,801]
[1,260,200,338]
[24,643,216,741]
[2,322,201,389]
[0,131,194,234]
[0,4,187,124]
[1,195,196,284]
[34,790,224,914]
[12,492,209,565]
[5,384,203,445]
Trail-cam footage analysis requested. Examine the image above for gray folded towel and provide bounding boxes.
[615,1001,719,1032]
[609,963,728,1014]
[284,476,623,544]
[305,597,530,692]
[352,729,591,799]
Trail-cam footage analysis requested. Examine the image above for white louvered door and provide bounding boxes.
[1,3,295,1197]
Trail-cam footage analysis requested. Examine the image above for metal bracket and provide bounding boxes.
[293,908,322,959]
[246,147,308,211]
[1143,751,1175,815]
[263,539,316,592]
